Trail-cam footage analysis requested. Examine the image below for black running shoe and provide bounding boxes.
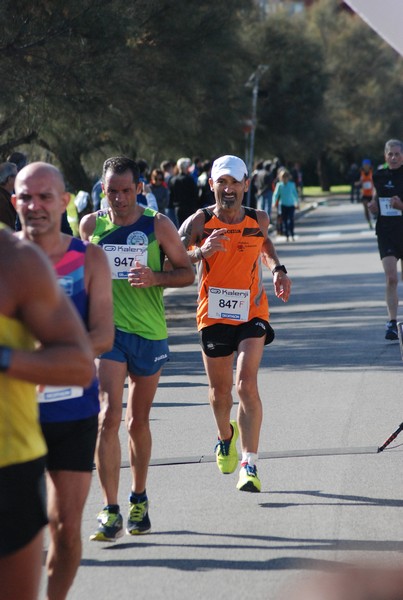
[385,321,398,340]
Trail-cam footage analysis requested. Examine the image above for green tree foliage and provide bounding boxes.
[241,0,403,188]
[2,0,403,190]
[0,0,250,189]
[242,10,327,165]
[305,0,403,186]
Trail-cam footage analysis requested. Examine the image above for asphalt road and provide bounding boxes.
[41,199,403,600]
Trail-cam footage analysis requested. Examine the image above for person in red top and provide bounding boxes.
[357,159,375,228]
[179,155,291,493]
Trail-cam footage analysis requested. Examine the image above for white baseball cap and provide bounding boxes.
[211,155,248,182]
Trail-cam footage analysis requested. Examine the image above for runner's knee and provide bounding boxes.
[236,377,259,401]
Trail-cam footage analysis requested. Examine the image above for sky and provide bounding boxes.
[344,0,403,57]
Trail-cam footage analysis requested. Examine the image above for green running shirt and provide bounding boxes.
[91,208,167,340]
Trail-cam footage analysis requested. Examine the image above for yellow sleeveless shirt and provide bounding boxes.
[0,314,47,467]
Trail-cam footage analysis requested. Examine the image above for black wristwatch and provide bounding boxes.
[272,265,287,276]
[0,346,12,372]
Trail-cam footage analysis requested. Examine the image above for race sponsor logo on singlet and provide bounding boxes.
[38,385,84,403]
[103,231,149,279]
[58,276,74,296]
[208,287,250,321]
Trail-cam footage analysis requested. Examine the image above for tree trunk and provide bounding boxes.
[58,153,92,193]
[317,150,331,192]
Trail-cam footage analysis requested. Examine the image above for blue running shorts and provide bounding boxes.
[100,328,169,376]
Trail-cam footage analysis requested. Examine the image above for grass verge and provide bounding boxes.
[303,185,350,197]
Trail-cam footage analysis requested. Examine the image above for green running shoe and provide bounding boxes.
[214,420,239,474]
[126,498,151,535]
[89,509,124,542]
[237,464,261,493]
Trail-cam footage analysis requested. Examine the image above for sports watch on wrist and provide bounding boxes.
[0,346,12,372]
[272,265,287,276]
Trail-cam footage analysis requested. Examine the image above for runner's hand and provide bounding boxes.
[128,262,155,288]
[273,272,291,303]
[200,228,229,258]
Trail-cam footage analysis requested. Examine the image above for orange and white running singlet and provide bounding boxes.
[196,207,269,330]
[360,169,374,199]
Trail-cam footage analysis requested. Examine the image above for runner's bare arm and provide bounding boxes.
[368,190,378,214]
[178,212,205,263]
[178,212,229,262]
[79,212,97,241]
[4,237,94,386]
[258,212,292,303]
[84,243,114,356]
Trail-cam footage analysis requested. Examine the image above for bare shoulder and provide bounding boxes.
[254,208,270,233]
[153,211,180,239]
[178,209,207,245]
[85,240,108,261]
[154,211,179,234]
[79,211,98,240]
[0,230,59,316]
[3,231,49,278]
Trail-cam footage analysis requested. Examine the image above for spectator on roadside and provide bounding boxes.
[291,161,304,201]
[169,157,199,227]
[137,158,150,184]
[189,157,201,184]
[150,168,169,214]
[347,162,361,203]
[247,166,259,209]
[7,151,28,172]
[160,160,175,186]
[134,159,158,211]
[91,177,103,211]
[0,162,18,229]
[271,157,282,183]
[197,160,214,208]
[6,153,27,232]
[160,160,176,223]
[255,160,274,217]
[273,168,299,241]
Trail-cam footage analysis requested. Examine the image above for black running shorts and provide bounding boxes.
[377,230,403,260]
[0,457,47,556]
[41,415,98,472]
[200,318,275,357]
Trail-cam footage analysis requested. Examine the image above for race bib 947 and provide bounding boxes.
[103,244,148,279]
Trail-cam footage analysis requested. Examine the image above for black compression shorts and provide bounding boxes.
[377,231,403,260]
[200,317,275,358]
[41,415,98,472]
[0,457,47,556]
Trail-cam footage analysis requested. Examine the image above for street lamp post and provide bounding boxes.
[245,64,268,206]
